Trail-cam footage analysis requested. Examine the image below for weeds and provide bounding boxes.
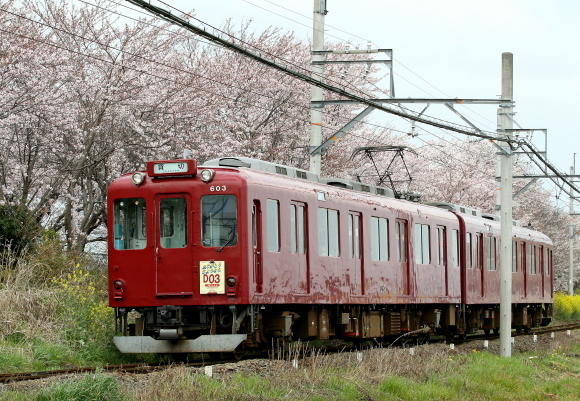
[35,371,124,401]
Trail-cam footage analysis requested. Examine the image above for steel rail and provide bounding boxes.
[0,359,236,383]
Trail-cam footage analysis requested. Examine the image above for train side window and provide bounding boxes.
[466,233,472,269]
[290,205,296,253]
[512,241,518,272]
[451,229,459,267]
[414,223,430,264]
[290,202,307,254]
[318,207,339,257]
[113,198,147,250]
[486,236,496,270]
[436,226,446,266]
[529,245,536,274]
[546,248,550,276]
[267,199,280,252]
[348,212,361,259]
[159,197,187,248]
[396,220,407,263]
[201,194,237,248]
[371,217,389,261]
[538,245,544,275]
[475,233,483,269]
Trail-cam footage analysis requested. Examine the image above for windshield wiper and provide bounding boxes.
[216,228,237,252]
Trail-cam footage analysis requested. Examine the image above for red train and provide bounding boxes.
[108,156,553,356]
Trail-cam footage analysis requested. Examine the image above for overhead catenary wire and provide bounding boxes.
[240,0,497,131]
[82,0,497,157]
[5,2,576,202]
[0,7,367,137]
[0,3,458,148]
[123,0,511,143]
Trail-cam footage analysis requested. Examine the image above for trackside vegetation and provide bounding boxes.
[0,240,578,399]
[554,292,580,321]
[1,337,580,400]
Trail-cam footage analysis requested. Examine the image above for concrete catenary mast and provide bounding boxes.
[309,0,326,175]
[498,53,514,358]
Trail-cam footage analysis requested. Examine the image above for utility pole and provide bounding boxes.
[570,163,575,296]
[498,52,513,358]
[309,0,326,175]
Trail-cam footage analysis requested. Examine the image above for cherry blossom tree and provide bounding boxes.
[2,0,574,292]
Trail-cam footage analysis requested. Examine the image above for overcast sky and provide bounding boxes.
[132,0,579,187]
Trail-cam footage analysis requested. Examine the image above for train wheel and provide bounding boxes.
[484,329,490,336]
[225,350,244,361]
[210,350,244,361]
[170,353,189,363]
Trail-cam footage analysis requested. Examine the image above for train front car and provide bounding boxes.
[108,159,251,356]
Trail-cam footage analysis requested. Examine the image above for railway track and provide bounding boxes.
[2,323,578,384]
[0,359,238,384]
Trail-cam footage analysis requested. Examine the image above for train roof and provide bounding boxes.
[201,157,549,243]
[203,157,396,198]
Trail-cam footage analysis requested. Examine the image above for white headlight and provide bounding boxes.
[132,172,145,186]
[200,169,214,182]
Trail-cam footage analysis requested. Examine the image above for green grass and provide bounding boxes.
[34,371,125,401]
[1,239,579,400]
[1,336,579,400]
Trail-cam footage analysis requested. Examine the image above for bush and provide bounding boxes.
[52,265,113,353]
[553,292,580,321]
[0,204,41,258]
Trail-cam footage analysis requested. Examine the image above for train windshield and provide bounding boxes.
[201,195,238,247]
[113,198,147,250]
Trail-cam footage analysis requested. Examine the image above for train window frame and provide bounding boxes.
[529,244,536,274]
[396,220,407,263]
[475,233,484,269]
[113,198,147,250]
[318,207,340,257]
[512,241,518,272]
[348,212,362,259]
[466,233,472,269]
[371,216,389,261]
[436,226,447,266]
[159,197,187,249]
[201,194,238,248]
[486,236,496,271]
[290,202,307,254]
[267,199,280,252]
[538,245,544,275]
[451,229,459,268]
[414,223,431,265]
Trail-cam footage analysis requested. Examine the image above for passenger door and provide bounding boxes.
[348,212,363,295]
[290,202,309,294]
[155,194,193,297]
[252,201,263,293]
[396,219,410,296]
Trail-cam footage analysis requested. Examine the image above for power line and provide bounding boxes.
[239,0,497,131]
[83,0,495,149]
[0,6,406,156]
[10,1,475,148]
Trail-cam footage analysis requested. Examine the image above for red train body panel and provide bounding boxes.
[108,157,553,354]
